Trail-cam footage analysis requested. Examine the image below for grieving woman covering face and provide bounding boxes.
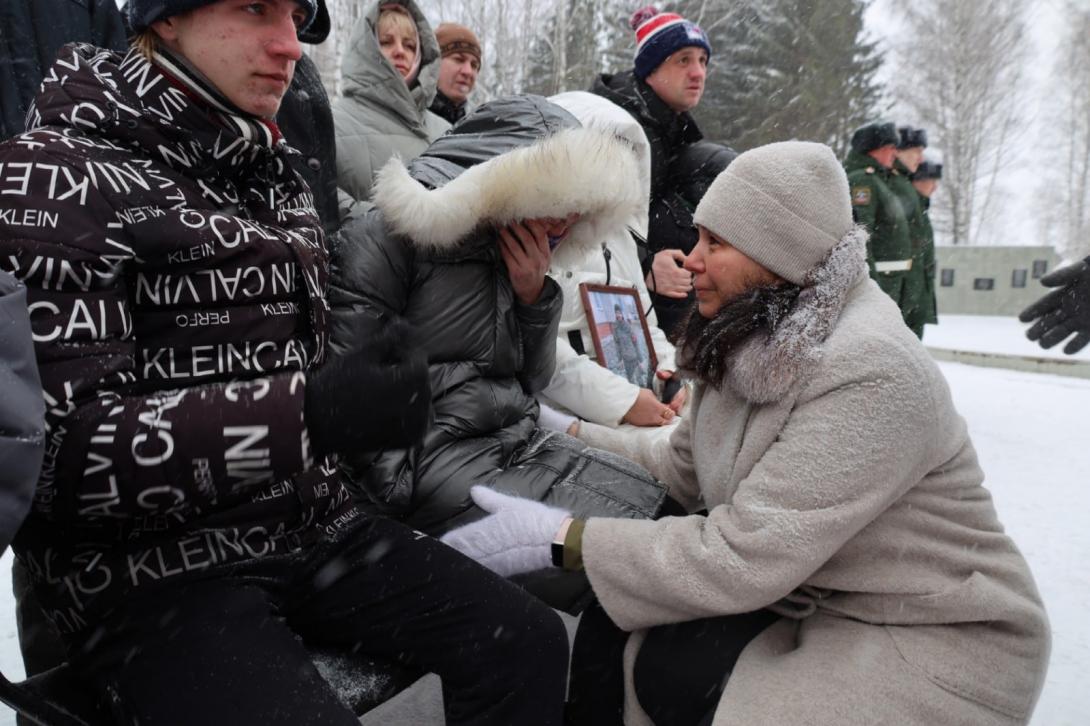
[443,141,1051,726]
[326,95,669,613]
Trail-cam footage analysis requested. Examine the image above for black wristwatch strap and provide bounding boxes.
[551,540,565,568]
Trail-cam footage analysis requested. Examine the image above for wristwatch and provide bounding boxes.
[551,517,573,568]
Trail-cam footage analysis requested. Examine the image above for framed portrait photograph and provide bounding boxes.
[578,283,658,389]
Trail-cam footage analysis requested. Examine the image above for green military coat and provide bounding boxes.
[844,151,913,313]
[916,195,938,326]
[890,159,928,337]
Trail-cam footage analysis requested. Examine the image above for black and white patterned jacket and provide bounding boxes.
[0,43,360,637]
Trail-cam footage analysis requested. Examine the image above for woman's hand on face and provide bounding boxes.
[499,219,552,305]
[647,249,693,299]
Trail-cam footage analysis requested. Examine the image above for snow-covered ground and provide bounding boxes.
[939,362,1089,725]
[925,314,1090,362]
[2,318,1088,725]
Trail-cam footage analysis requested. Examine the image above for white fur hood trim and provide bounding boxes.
[725,226,870,404]
[371,127,645,267]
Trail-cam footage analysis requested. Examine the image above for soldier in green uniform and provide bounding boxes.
[894,126,929,337]
[912,159,943,333]
[844,121,914,322]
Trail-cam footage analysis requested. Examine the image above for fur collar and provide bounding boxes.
[371,127,645,268]
[724,226,869,404]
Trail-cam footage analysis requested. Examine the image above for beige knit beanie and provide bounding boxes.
[692,141,852,286]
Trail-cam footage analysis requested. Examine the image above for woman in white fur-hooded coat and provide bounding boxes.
[326,97,668,602]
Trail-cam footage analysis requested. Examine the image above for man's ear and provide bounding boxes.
[149,16,180,44]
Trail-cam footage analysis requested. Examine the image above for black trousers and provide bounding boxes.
[567,603,779,726]
[67,517,568,726]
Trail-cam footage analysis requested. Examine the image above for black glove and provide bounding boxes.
[1019,257,1090,355]
[305,318,431,458]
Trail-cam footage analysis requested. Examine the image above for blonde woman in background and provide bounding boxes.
[334,0,449,202]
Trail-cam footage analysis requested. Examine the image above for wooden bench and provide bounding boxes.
[0,648,419,725]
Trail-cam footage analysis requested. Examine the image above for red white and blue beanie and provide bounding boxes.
[631,5,712,80]
[129,0,318,33]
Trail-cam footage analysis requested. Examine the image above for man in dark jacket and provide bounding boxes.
[646,140,736,339]
[0,0,126,139]
[329,95,667,609]
[0,271,44,554]
[844,120,914,320]
[428,22,481,125]
[591,4,712,337]
[0,1,568,723]
[276,0,340,232]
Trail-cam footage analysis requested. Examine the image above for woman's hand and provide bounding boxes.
[440,486,572,576]
[622,388,676,427]
[499,219,552,305]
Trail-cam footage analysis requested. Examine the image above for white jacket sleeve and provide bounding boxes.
[541,335,640,425]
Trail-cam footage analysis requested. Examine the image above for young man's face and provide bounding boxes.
[153,0,307,119]
[437,51,480,104]
[868,144,898,169]
[644,46,708,114]
[684,227,783,318]
[896,146,924,173]
[912,178,938,198]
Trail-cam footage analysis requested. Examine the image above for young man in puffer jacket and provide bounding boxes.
[0,1,568,723]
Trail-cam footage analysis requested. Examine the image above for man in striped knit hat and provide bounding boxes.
[591,5,713,336]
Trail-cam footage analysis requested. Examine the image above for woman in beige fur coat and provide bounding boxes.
[442,140,1050,725]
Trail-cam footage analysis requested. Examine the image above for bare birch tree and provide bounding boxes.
[308,0,369,96]
[419,0,561,100]
[1046,1,1090,260]
[891,0,1031,246]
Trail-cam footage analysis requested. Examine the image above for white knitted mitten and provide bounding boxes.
[440,486,571,577]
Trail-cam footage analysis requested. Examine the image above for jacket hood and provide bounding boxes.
[723,226,870,404]
[299,0,330,44]
[30,45,291,182]
[549,90,651,235]
[339,0,441,130]
[372,95,645,269]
